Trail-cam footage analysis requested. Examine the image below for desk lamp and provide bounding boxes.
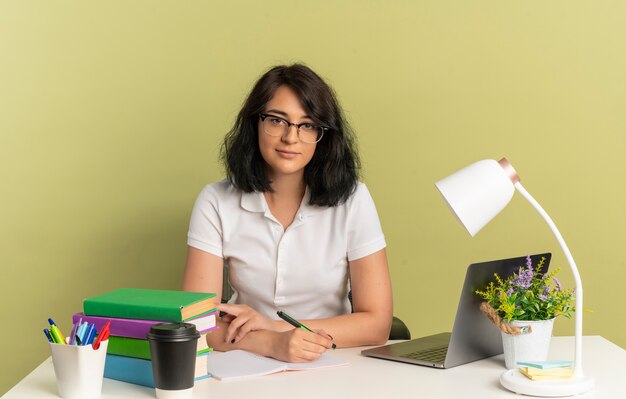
[435,158,594,397]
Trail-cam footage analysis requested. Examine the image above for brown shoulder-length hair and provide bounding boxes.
[220,64,360,207]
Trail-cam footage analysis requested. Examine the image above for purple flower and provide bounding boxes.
[539,285,550,301]
[526,255,533,269]
[506,287,514,296]
[512,266,533,289]
[553,277,562,292]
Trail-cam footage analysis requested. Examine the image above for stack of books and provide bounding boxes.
[517,360,574,381]
[78,288,217,387]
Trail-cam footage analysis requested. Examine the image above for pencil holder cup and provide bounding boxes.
[49,340,108,399]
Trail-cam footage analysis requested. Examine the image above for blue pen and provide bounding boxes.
[77,322,88,344]
[84,324,95,345]
[43,328,53,343]
[88,327,98,345]
[80,324,90,345]
[87,325,97,345]
[74,323,83,344]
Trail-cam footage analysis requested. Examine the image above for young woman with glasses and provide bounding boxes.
[183,64,392,362]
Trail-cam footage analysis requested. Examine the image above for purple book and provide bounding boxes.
[72,311,217,339]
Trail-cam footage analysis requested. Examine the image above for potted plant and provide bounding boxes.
[475,255,575,369]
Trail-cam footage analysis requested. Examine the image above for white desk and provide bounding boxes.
[2,336,624,399]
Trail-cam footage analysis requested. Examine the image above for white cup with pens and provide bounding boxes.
[46,318,110,399]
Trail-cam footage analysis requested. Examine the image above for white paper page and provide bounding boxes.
[285,353,349,370]
[207,350,286,380]
[207,349,348,381]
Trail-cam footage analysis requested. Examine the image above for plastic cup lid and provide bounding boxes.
[147,323,200,341]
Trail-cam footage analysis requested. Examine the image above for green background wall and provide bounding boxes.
[1,0,624,394]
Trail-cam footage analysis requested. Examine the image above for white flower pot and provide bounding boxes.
[501,318,554,369]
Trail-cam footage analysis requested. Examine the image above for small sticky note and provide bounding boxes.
[517,360,574,369]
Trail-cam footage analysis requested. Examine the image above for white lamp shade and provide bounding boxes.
[435,159,515,236]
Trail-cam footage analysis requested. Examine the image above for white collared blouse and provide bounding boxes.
[187,180,386,320]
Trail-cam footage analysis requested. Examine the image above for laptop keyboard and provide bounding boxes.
[400,345,449,364]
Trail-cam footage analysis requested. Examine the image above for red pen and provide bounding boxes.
[92,321,111,350]
[92,329,109,350]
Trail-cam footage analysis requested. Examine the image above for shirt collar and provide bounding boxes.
[240,186,327,216]
[240,190,266,213]
[299,187,326,216]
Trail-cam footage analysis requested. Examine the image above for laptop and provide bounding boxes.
[362,253,551,368]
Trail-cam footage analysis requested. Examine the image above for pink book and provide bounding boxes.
[72,311,217,339]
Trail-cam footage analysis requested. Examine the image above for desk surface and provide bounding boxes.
[2,336,624,399]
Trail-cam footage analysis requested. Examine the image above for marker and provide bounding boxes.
[84,324,96,345]
[48,318,66,344]
[92,330,109,350]
[277,310,336,349]
[87,324,98,345]
[77,322,88,344]
[92,321,111,350]
[43,329,53,343]
[49,325,64,344]
[93,323,110,350]
[69,318,82,345]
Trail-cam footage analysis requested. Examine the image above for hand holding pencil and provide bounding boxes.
[277,310,336,350]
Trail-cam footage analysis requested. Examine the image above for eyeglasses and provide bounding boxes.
[259,113,327,144]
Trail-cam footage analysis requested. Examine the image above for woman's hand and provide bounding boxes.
[218,303,278,344]
[269,328,334,362]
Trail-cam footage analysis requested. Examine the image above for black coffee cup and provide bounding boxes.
[147,323,200,399]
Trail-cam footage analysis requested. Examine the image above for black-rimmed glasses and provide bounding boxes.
[259,113,327,144]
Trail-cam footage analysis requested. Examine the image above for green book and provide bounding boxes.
[83,288,216,322]
[108,335,213,360]
[108,336,152,360]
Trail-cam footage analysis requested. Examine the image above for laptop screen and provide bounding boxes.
[445,253,552,367]
[362,253,552,369]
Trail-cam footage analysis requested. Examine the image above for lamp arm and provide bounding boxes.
[514,182,584,378]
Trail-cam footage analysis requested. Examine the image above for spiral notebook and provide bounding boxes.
[206,349,348,381]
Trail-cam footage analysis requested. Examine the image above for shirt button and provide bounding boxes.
[298,214,305,221]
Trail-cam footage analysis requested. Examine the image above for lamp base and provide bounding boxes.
[500,369,594,397]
